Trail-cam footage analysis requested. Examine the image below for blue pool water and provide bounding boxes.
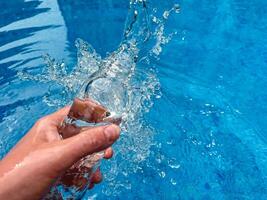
[1,0,267,199]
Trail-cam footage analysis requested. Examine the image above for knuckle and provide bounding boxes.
[80,134,101,154]
[35,116,51,129]
[89,137,100,147]
[35,117,45,127]
[37,116,49,123]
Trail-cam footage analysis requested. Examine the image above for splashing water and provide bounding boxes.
[18,0,180,197]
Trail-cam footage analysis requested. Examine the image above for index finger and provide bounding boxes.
[48,106,71,124]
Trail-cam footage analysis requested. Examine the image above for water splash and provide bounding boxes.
[18,0,180,197]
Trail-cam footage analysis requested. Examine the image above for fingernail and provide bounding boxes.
[104,125,120,141]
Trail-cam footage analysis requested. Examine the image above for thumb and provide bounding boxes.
[61,124,120,163]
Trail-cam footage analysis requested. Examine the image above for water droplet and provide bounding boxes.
[170,178,177,185]
[159,171,166,178]
[163,11,169,19]
[174,4,180,13]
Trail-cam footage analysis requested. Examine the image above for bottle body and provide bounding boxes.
[45,96,119,199]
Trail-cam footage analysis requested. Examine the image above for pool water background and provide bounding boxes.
[1,0,267,199]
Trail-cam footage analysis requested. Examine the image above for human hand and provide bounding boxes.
[0,106,120,200]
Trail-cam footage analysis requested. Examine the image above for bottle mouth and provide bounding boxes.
[106,111,111,117]
[102,111,122,125]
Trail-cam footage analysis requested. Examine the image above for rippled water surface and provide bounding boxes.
[1,0,267,199]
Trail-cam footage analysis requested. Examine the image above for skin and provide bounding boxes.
[0,106,120,200]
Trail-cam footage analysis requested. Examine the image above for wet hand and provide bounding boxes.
[0,106,120,200]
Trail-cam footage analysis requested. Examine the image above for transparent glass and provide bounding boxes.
[56,89,122,199]
[46,1,151,199]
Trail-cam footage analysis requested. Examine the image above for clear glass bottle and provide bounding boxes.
[53,78,124,199]
[48,0,150,199]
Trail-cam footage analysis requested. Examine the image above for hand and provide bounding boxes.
[0,106,120,200]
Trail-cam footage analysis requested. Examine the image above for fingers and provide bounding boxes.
[88,182,94,189]
[89,148,113,189]
[89,168,103,189]
[104,147,113,159]
[69,98,107,123]
[88,148,113,190]
[91,168,102,184]
[62,124,120,163]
